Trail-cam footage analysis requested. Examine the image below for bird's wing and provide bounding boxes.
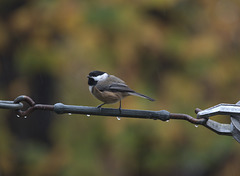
[96,75,128,92]
[108,83,135,93]
[109,83,155,101]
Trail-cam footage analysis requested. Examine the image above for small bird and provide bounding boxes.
[87,71,154,110]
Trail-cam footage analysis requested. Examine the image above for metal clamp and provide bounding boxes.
[197,101,240,142]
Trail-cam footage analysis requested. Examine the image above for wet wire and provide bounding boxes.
[9,95,206,124]
[0,95,239,142]
[0,100,23,110]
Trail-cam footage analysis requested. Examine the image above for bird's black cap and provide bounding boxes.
[88,71,106,77]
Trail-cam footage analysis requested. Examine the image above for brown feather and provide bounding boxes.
[92,86,129,104]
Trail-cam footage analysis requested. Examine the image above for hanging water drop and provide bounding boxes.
[117,117,121,121]
[24,116,27,119]
[86,114,91,117]
[16,115,20,118]
[68,113,72,115]
[166,120,169,122]
[195,125,198,128]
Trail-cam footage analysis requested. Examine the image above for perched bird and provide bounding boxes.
[87,71,154,110]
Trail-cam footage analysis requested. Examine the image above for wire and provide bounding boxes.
[0,95,239,143]
[0,100,23,110]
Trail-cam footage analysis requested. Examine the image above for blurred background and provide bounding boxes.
[0,0,240,175]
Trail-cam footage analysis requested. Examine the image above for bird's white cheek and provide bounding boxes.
[89,86,93,93]
[94,73,108,81]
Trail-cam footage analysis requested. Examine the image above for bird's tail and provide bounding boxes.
[129,92,155,101]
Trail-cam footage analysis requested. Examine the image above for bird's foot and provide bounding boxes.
[118,107,122,114]
[97,103,105,112]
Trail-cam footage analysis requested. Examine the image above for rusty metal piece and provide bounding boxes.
[169,113,207,124]
[14,95,54,117]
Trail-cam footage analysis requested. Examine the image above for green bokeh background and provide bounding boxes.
[0,0,240,175]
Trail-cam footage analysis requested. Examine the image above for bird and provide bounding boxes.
[87,71,154,111]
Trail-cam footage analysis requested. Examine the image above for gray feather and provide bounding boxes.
[95,75,155,101]
[128,92,155,101]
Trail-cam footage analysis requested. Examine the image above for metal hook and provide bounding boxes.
[13,95,36,117]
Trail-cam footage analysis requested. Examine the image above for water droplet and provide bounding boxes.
[24,116,27,119]
[86,114,91,117]
[166,120,169,122]
[117,117,121,121]
[68,113,72,115]
[195,125,198,128]
[16,115,20,118]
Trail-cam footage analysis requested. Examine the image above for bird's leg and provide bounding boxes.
[97,103,105,108]
[119,100,122,114]
[97,103,105,113]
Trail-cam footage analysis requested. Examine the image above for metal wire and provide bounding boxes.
[0,100,23,110]
[0,95,239,143]
[54,103,171,120]
[0,95,207,124]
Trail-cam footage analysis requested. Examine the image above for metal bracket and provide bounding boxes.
[197,101,240,142]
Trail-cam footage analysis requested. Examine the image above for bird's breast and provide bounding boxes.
[91,86,128,104]
[89,86,93,93]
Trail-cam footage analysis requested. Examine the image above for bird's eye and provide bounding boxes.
[88,77,97,86]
